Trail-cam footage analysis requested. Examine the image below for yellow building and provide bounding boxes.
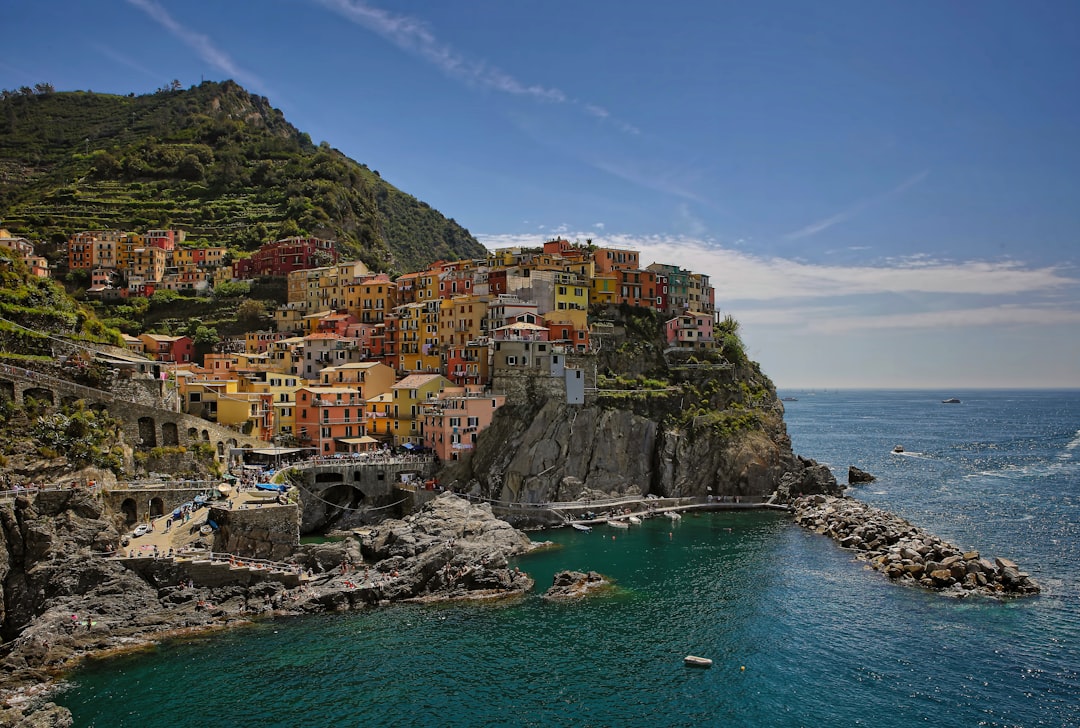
[319,362,396,400]
[365,392,394,440]
[183,378,263,434]
[590,272,618,307]
[389,373,452,446]
[237,371,302,441]
[130,246,167,283]
[552,274,589,329]
[345,273,397,325]
[439,295,489,348]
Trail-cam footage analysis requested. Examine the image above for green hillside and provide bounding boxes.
[0,81,485,273]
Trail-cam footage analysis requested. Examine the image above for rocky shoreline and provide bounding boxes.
[792,495,1040,597]
[0,492,539,726]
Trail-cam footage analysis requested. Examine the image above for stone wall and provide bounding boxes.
[120,555,300,588]
[101,486,212,526]
[0,366,268,467]
[210,504,299,561]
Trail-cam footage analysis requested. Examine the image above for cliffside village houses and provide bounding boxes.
[15,229,721,461]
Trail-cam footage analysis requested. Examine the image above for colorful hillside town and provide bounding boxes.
[40,230,722,459]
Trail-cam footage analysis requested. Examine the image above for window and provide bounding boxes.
[467,417,478,427]
[506,356,517,365]
[189,393,202,403]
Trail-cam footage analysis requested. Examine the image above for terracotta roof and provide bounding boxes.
[393,373,445,389]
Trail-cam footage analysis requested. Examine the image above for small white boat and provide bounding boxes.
[666,512,682,521]
[628,515,642,525]
[684,655,713,668]
[571,523,592,532]
[607,519,630,529]
[892,445,905,454]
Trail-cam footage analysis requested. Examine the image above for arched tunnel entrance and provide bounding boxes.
[121,498,137,524]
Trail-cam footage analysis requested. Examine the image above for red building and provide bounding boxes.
[138,334,195,363]
[233,237,338,278]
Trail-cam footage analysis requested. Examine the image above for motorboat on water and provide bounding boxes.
[684,655,713,668]
[607,519,630,529]
[571,523,592,532]
[628,515,642,525]
[892,445,905,453]
[665,511,682,520]
[942,397,962,404]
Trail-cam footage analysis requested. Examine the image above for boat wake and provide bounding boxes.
[891,450,932,460]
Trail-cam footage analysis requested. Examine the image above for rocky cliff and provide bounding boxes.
[446,309,839,504]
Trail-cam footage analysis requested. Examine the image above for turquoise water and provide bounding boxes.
[59,390,1080,727]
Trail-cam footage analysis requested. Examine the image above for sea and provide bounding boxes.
[57,390,1080,727]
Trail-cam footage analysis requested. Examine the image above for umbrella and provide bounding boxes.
[402,442,416,450]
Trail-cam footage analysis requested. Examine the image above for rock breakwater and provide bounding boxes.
[793,495,1040,597]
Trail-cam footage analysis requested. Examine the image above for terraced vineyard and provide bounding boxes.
[0,81,484,272]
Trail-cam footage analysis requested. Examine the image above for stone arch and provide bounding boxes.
[24,387,54,406]
[149,497,164,518]
[201,429,210,441]
[319,481,367,509]
[216,441,225,458]
[120,498,138,524]
[60,395,81,409]
[0,380,14,403]
[188,427,199,442]
[161,421,179,446]
[138,417,157,448]
[315,471,345,484]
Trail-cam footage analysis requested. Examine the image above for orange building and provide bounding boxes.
[295,385,366,455]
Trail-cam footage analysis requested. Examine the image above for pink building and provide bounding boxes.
[421,386,505,462]
[664,312,715,349]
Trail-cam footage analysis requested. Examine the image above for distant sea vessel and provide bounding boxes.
[781,397,798,402]
[892,445,905,453]
[942,397,962,404]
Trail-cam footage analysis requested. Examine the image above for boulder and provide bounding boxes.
[847,466,876,484]
[542,570,611,599]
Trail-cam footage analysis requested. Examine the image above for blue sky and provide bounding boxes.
[4,0,1079,388]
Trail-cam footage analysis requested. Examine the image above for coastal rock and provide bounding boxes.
[791,495,1040,598]
[0,701,72,727]
[847,466,876,484]
[542,570,611,600]
[444,334,840,508]
[296,493,536,611]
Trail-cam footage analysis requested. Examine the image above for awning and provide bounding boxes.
[248,447,306,456]
[337,436,379,445]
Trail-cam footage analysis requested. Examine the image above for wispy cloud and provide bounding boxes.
[785,169,930,241]
[314,0,639,133]
[588,158,712,206]
[125,0,267,93]
[315,0,565,102]
[91,44,159,80]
